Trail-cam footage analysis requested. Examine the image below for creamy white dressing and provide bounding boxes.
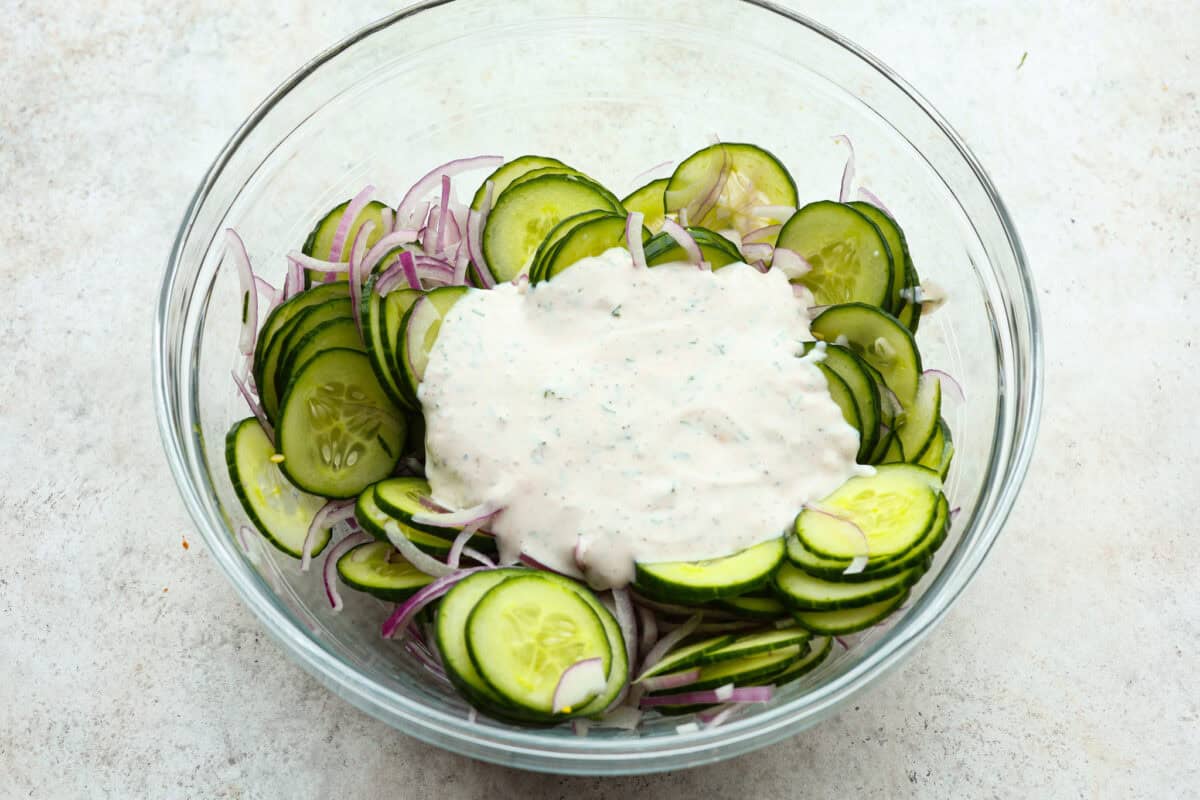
[419,248,869,589]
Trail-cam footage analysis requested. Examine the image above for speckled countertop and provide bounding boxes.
[2,1,1196,797]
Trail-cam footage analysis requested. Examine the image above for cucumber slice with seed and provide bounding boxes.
[354,485,453,555]
[470,155,571,211]
[277,317,364,401]
[276,348,405,498]
[778,201,893,308]
[336,541,435,601]
[253,282,347,391]
[665,143,797,233]
[225,418,330,559]
[810,303,922,407]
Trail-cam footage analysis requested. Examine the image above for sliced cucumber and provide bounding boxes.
[361,277,422,411]
[337,541,435,601]
[400,286,470,397]
[262,298,353,419]
[276,348,405,498]
[796,464,939,561]
[482,174,623,281]
[848,200,911,314]
[467,575,611,715]
[818,364,862,443]
[253,282,347,390]
[528,209,611,282]
[777,201,893,308]
[354,485,453,555]
[471,155,571,211]
[773,560,922,611]
[772,635,832,685]
[696,626,810,664]
[897,373,941,464]
[713,594,788,620]
[225,418,330,558]
[806,342,881,461]
[276,317,364,400]
[646,644,802,697]
[792,590,909,635]
[373,477,442,533]
[915,417,947,469]
[634,538,785,604]
[664,143,797,232]
[302,199,391,279]
[810,303,922,407]
[643,226,742,269]
[622,177,668,232]
[636,634,739,681]
[541,214,646,282]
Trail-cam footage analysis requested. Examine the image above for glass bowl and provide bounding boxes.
[153,0,1041,775]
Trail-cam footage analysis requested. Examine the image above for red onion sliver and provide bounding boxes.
[382,521,457,578]
[395,155,503,229]
[598,705,642,730]
[403,638,451,684]
[923,368,966,403]
[638,612,702,677]
[552,657,607,713]
[286,251,351,273]
[843,555,869,576]
[434,174,452,255]
[381,567,486,638]
[950,506,962,522]
[626,212,647,269]
[231,370,273,443]
[698,703,735,725]
[833,134,855,203]
[361,231,420,276]
[330,185,376,262]
[236,525,254,553]
[627,159,673,189]
[225,229,257,355]
[659,218,703,266]
[639,668,701,692]
[612,588,638,670]
[640,685,773,708]
[856,186,894,217]
[453,237,471,286]
[460,547,495,567]
[348,220,375,339]
[835,636,850,650]
[253,275,279,305]
[447,518,486,569]
[323,531,373,611]
[398,250,421,291]
[691,145,731,224]
[411,501,501,529]
[301,499,356,572]
[380,207,394,236]
[466,181,497,288]
[741,224,781,244]
[803,503,869,561]
[740,242,773,263]
[636,605,657,662]
[773,247,812,279]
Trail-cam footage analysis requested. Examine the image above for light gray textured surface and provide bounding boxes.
[1,1,1196,797]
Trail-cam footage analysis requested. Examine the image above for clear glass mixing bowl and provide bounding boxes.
[153,0,1041,774]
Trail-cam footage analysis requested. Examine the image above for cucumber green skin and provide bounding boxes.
[528,209,612,282]
[253,282,348,396]
[691,627,811,666]
[622,178,669,231]
[810,302,923,407]
[847,201,910,315]
[465,575,611,716]
[276,317,364,404]
[897,376,941,465]
[777,201,893,308]
[712,594,787,620]
[633,538,785,604]
[817,363,862,444]
[263,298,353,420]
[470,155,570,211]
[773,635,832,685]
[540,214,648,283]
[636,634,739,680]
[643,227,741,268]
[806,342,881,461]
[792,589,910,635]
[372,477,453,536]
[645,644,802,698]
[354,487,453,556]
[360,276,420,411]
[224,418,331,559]
[772,560,925,611]
[336,542,433,602]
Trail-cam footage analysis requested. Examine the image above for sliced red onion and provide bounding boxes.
[231,370,273,442]
[659,218,703,266]
[803,503,869,561]
[225,229,257,355]
[699,260,712,272]
[446,518,486,569]
[381,567,486,638]
[330,185,376,262]
[856,186,893,216]
[641,685,773,708]
[639,668,700,692]
[636,604,657,661]
[434,174,452,255]
[793,284,814,300]
[284,256,304,299]
[453,237,471,286]
[466,180,497,288]
[395,155,502,230]
[950,506,962,522]
[301,498,357,572]
[773,247,813,279]
[627,159,673,189]
[923,368,966,402]
[638,612,702,677]
[286,251,351,273]
[835,636,850,650]
[675,722,700,734]
[740,242,773,263]
[571,719,591,737]
[380,207,394,236]
[611,588,638,670]
[361,231,420,276]
[403,638,451,684]
[691,145,731,224]
[323,531,373,611]
[843,555,869,576]
[698,703,734,725]
[236,525,254,553]
[411,501,501,530]
[382,520,457,578]
[626,212,647,269]
[742,224,781,244]
[598,705,642,730]
[678,207,690,227]
[253,275,279,305]
[833,134,855,203]
[460,547,495,567]
[467,707,479,724]
[552,657,607,713]
[348,219,375,339]
[749,204,795,221]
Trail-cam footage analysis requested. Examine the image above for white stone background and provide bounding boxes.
[1,1,1196,797]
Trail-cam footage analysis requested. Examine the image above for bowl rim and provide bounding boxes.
[153,0,1043,774]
